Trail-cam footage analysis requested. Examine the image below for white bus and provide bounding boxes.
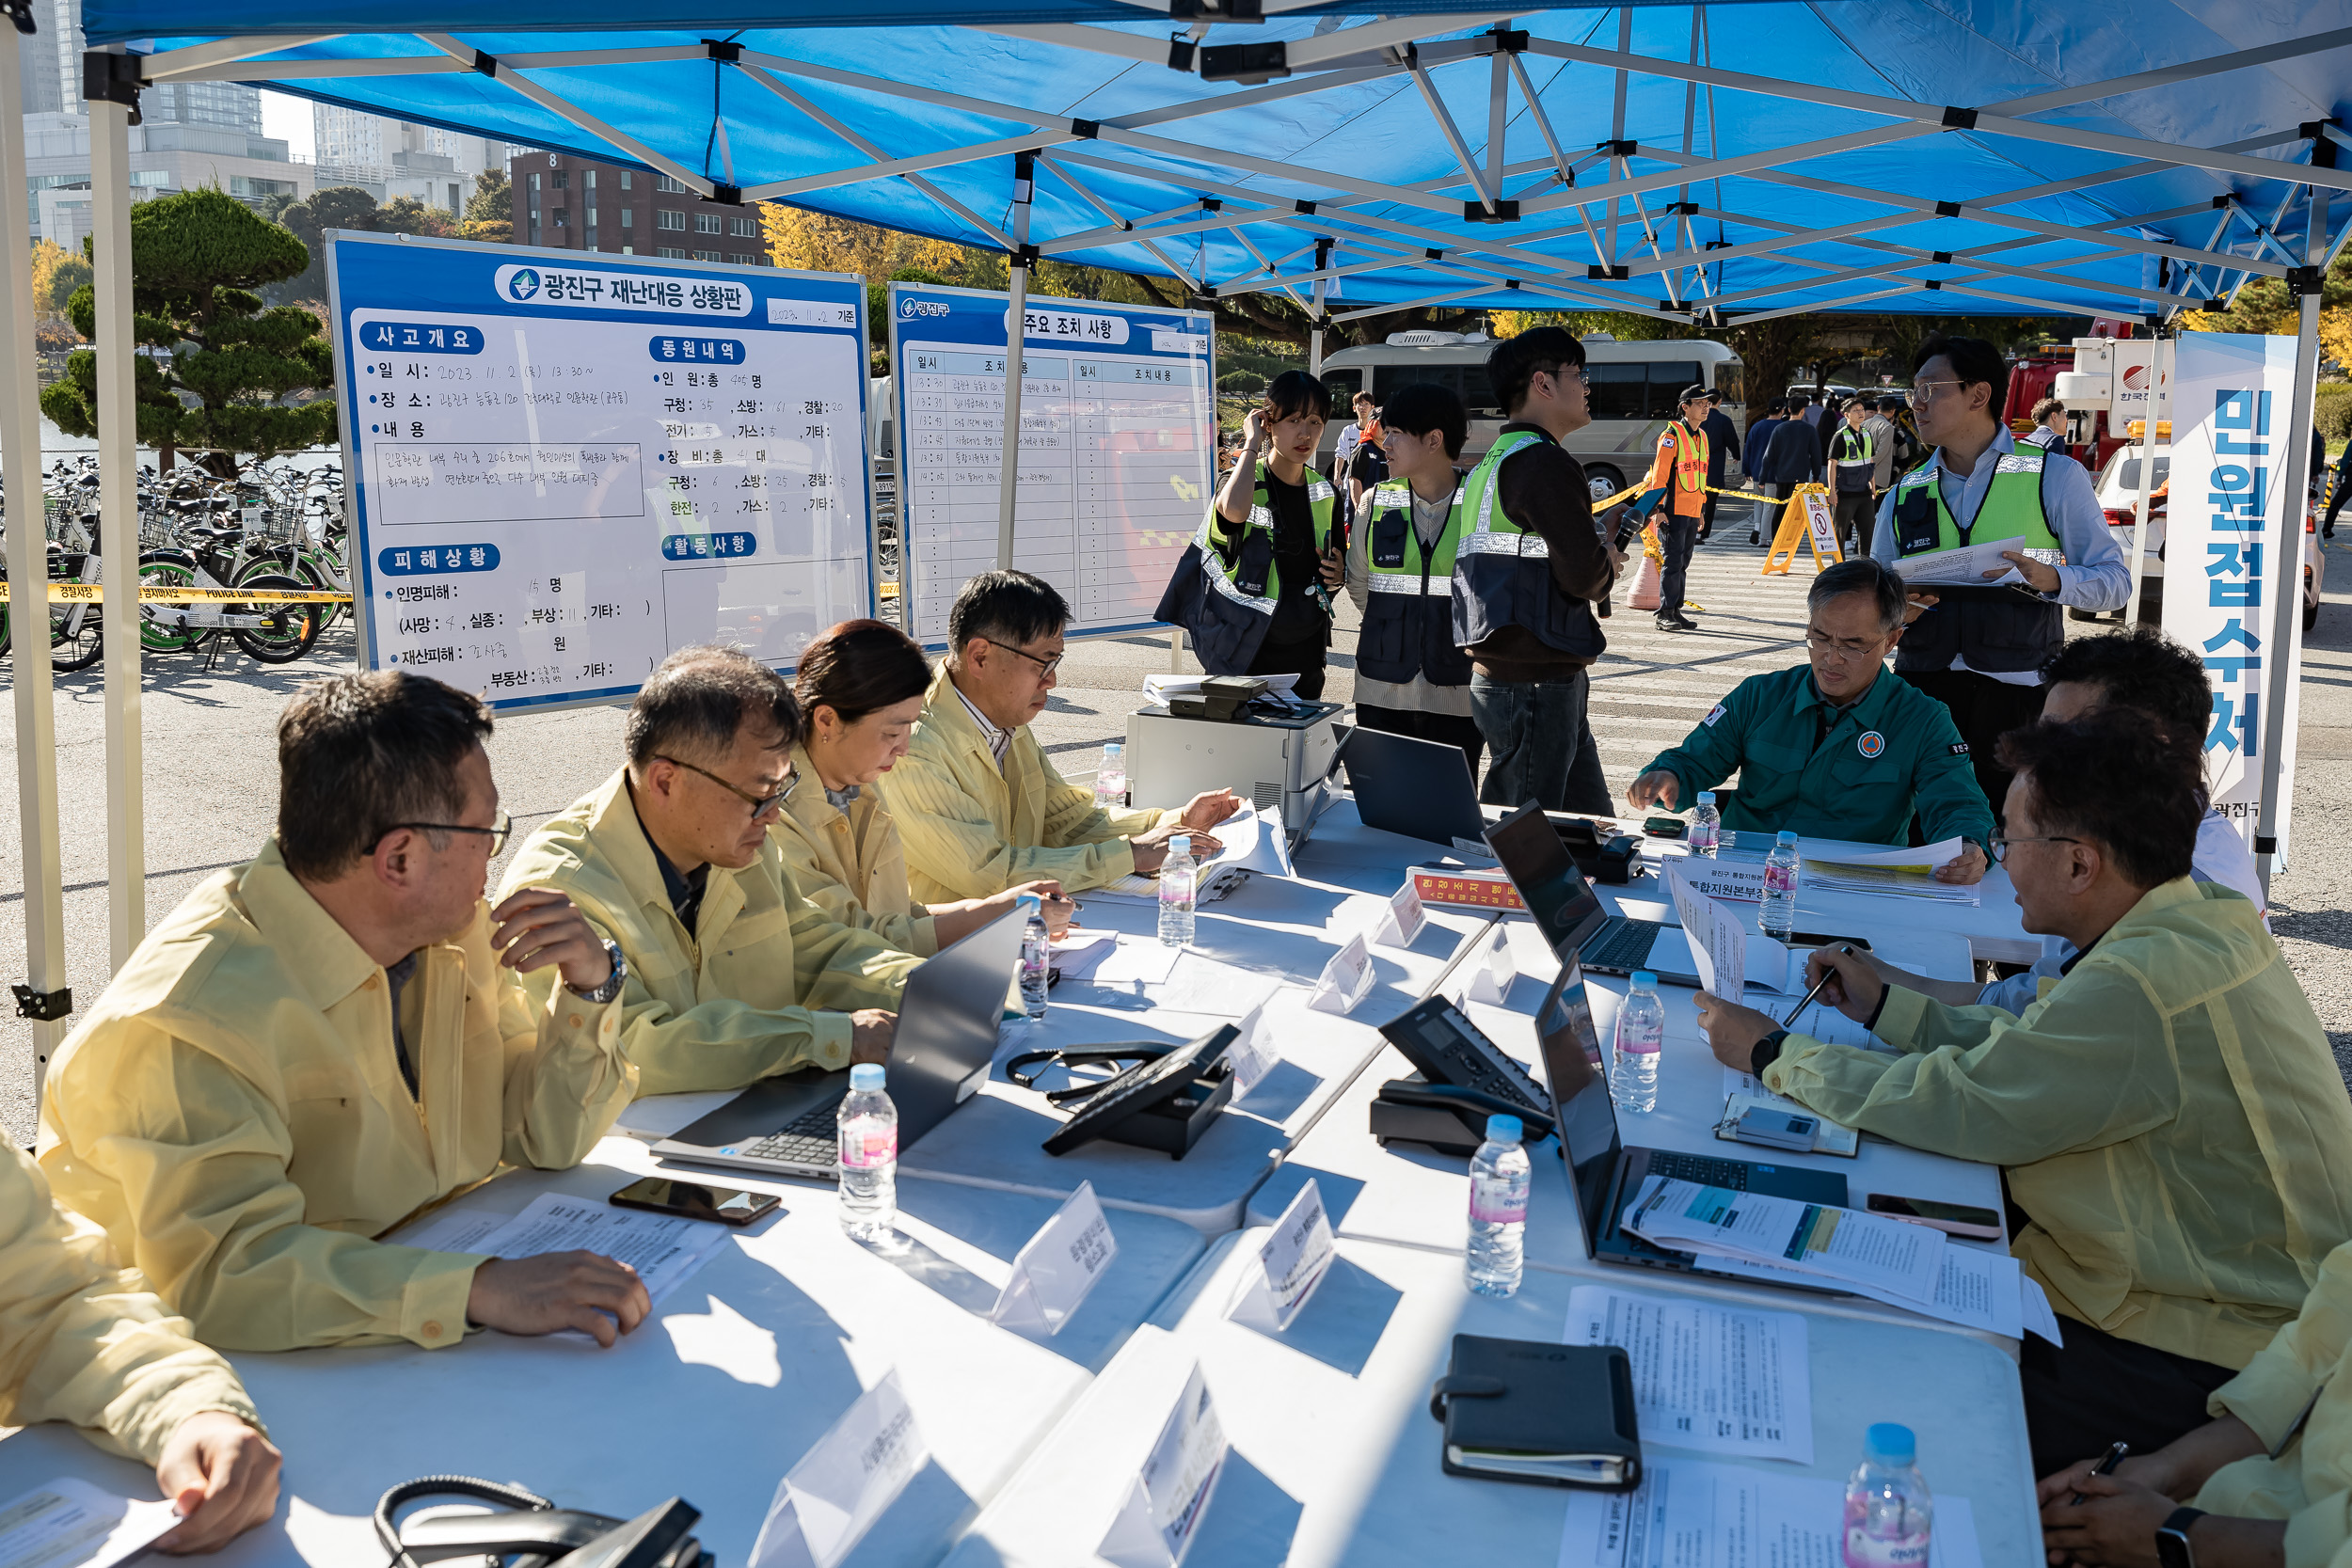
[1312,333,1746,499]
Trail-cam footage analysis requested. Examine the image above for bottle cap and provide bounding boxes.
[1171,835,1190,856]
[1486,1114,1523,1144]
[1104,741,1122,752]
[1864,1422,1916,1466]
[849,1063,886,1091]
[1776,829,1799,846]
[1697,791,1716,804]
[1631,970,1657,988]
[1017,893,1041,911]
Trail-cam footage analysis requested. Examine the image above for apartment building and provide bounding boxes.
[510,149,771,265]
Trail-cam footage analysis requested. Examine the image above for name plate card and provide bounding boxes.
[1373,880,1428,949]
[1098,1363,1228,1568]
[1228,1180,1337,1334]
[1225,998,1279,1100]
[1306,934,1375,1015]
[990,1180,1118,1337]
[1460,923,1517,1006]
[749,1370,928,1568]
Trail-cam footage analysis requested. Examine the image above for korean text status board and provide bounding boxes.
[887,284,1215,648]
[326,232,873,710]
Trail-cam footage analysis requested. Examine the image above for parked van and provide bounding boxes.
[1313,332,1745,499]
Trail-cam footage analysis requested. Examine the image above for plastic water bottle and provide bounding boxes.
[836,1063,898,1243]
[1843,1423,1933,1567]
[1689,791,1721,858]
[1018,894,1050,1020]
[1612,972,1664,1112]
[1158,834,1197,947]
[1466,1115,1530,1297]
[1760,829,1801,942]
[1093,742,1127,812]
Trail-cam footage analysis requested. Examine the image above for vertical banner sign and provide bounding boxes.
[2169,332,2304,854]
[326,233,875,709]
[889,283,1216,649]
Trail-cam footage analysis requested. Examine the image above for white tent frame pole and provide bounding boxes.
[1411,64,1494,216]
[1521,122,1938,214]
[1041,203,1262,259]
[739,66,1013,245]
[2123,385,2158,626]
[137,32,342,77]
[1723,286,1916,326]
[996,154,1033,571]
[743,127,1075,202]
[2254,186,2326,887]
[167,55,465,81]
[0,28,70,1110]
[416,35,717,197]
[1332,283,1496,324]
[1484,29,1510,209]
[92,92,143,973]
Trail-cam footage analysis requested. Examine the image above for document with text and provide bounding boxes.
[1563,1286,1814,1464]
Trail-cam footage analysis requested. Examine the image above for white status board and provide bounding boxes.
[326,232,874,709]
[888,283,1215,648]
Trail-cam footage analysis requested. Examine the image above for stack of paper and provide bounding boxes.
[1084,804,1291,905]
[1890,536,2058,589]
[1563,1285,1815,1464]
[1559,1460,1987,1568]
[1624,1177,1947,1307]
[398,1192,737,1322]
[1139,672,1300,705]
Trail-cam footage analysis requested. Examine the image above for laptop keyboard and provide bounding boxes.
[737,1102,840,1166]
[1582,918,1662,972]
[1647,1150,1753,1190]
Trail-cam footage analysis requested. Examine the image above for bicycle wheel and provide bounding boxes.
[136,557,213,654]
[48,569,103,673]
[229,572,324,664]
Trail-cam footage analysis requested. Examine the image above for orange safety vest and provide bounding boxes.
[1644,420,1710,517]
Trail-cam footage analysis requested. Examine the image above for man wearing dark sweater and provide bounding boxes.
[1451,327,1621,813]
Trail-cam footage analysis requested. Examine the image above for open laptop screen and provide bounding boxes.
[1484,802,1605,958]
[1532,959,1624,1255]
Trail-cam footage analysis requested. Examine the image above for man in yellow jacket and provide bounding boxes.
[1695,714,2352,1478]
[2040,1236,2352,1565]
[1,1144,278,1551]
[500,645,921,1094]
[880,569,1242,903]
[40,673,650,1354]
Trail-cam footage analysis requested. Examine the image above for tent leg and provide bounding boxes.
[93,94,144,970]
[2254,188,2326,891]
[993,151,1034,574]
[0,30,70,1112]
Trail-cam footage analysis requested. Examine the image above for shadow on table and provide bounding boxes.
[1187,1450,1305,1567]
[1232,1254,1401,1378]
[1229,1055,1325,1123]
[854,1227,1004,1315]
[1249,1162,1370,1231]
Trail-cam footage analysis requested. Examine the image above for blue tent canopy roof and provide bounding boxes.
[101,4,2352,322]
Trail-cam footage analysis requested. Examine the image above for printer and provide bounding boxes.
[1123,680,1345,836]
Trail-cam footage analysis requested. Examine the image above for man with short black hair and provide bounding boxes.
[1827,397,1878,557]
[1696,714,2352,1477]
[500,645,924,1096]
[1639,385,1712,632]
[1872,335,2129,821]
[889,569,1239,900]
[1697,389,1740,545]
[41,673,649,1353]
[1452,325,1620,812]
[1343,380,1483,774]
[1625,558,1992,875]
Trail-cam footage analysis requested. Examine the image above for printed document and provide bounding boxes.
[0,1478,177,1568]
[1890,537,2058,588]
[1564,1286,1814,1464]
[1557,1460,1984,1568]
[1626,1178,1947,1305]
[400,1192,734,1314]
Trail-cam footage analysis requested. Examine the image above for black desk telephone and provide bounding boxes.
[1374,995,1555,1156]
[376,1477,712,1568]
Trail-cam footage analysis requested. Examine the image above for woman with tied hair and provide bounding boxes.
[778,619,1073,956]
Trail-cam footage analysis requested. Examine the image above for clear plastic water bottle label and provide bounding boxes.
[1470,1173,1527,1224]
[1764,862,1799,895]
[1842,1528,1931,1567]
[841,1127,897,1167]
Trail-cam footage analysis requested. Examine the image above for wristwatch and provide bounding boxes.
[2155,1506,2206,1568]
[1749,1029,1790,1077]
[569,940,628,1005]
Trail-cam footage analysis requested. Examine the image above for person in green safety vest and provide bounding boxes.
[1869,335,2129,824]
[1343,381,1481,776]
[1826,398,1878,557]
[1154,370,1343,697]
[1451,326,1622,813]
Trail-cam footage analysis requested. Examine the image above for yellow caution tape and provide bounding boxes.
[0,583,352,604]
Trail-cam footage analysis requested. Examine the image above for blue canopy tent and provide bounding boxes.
[4,2,2346,1082]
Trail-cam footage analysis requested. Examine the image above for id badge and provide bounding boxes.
[1894,488,1941,556]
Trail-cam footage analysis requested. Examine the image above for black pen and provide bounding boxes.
[2069,1441,2129,1504]
[1779,943,1854,1027]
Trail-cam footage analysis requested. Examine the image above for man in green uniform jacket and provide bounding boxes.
[1627,558,1992,882]
[1694,715,2352,1481]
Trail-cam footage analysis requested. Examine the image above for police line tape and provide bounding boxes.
[1591,481,1778,512]
[0,583,352,604]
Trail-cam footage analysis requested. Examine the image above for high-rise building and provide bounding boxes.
[309,104,493,214]
[512,149,772,268]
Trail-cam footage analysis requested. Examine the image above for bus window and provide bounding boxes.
[1461,363,1502,419]
[1320,366,1364,418]
[1710,362,1745,406]
[1650,361,1703,407]
[1587,363,1645,420]
[1373,364,1452,405]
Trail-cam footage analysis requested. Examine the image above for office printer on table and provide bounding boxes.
[1123,677,1345,840]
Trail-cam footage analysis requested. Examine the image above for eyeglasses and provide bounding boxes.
[990,640,1066,678]
[1540,366,1592,388]
[1986,833,2081,864]
[383,808,513,855]
[1804,629,1889,660]
[1905,379,1969,406]
[657,753,795,817]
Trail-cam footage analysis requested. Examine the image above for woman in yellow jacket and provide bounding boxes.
[778,619,1074,955]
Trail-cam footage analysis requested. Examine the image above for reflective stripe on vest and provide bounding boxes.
[1457,429,1549,558]
[1363,480,1466,595]
[1660,422,1708,491]
[1832,425,1876,464]
[1198,458,1337,608]
[1892,450,2061,554]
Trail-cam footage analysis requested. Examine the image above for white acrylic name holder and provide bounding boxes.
[1227,1180,1336,1333]
[1372,881,1427,949]
[1461,924,1517,1006]
[990,1180,1117,1336]
[748,1370,929,1568]
[1224,997,1279,1100]
[1306,933,1376,1015]
[1098,1363,1228,1568]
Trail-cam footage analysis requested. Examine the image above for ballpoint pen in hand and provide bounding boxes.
[2069,1441,2130,1505]
[1779,942,1857,1027]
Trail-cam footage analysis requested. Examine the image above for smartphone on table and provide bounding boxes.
[1864,1193,2002,1241]
[610,1177,781,1227]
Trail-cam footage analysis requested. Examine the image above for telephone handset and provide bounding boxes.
[1374,994,1555,1153]
[375,1477,712,1568]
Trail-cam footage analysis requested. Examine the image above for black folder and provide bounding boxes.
[1428,1335,1642,1489]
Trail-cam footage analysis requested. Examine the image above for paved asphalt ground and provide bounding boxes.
[6,496,2351,1143]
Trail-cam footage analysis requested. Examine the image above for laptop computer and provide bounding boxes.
[1483,801,1697,982]
[651,911,1023,1180]
[1340,726,1487,847]
[1529,958,1848,1282]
